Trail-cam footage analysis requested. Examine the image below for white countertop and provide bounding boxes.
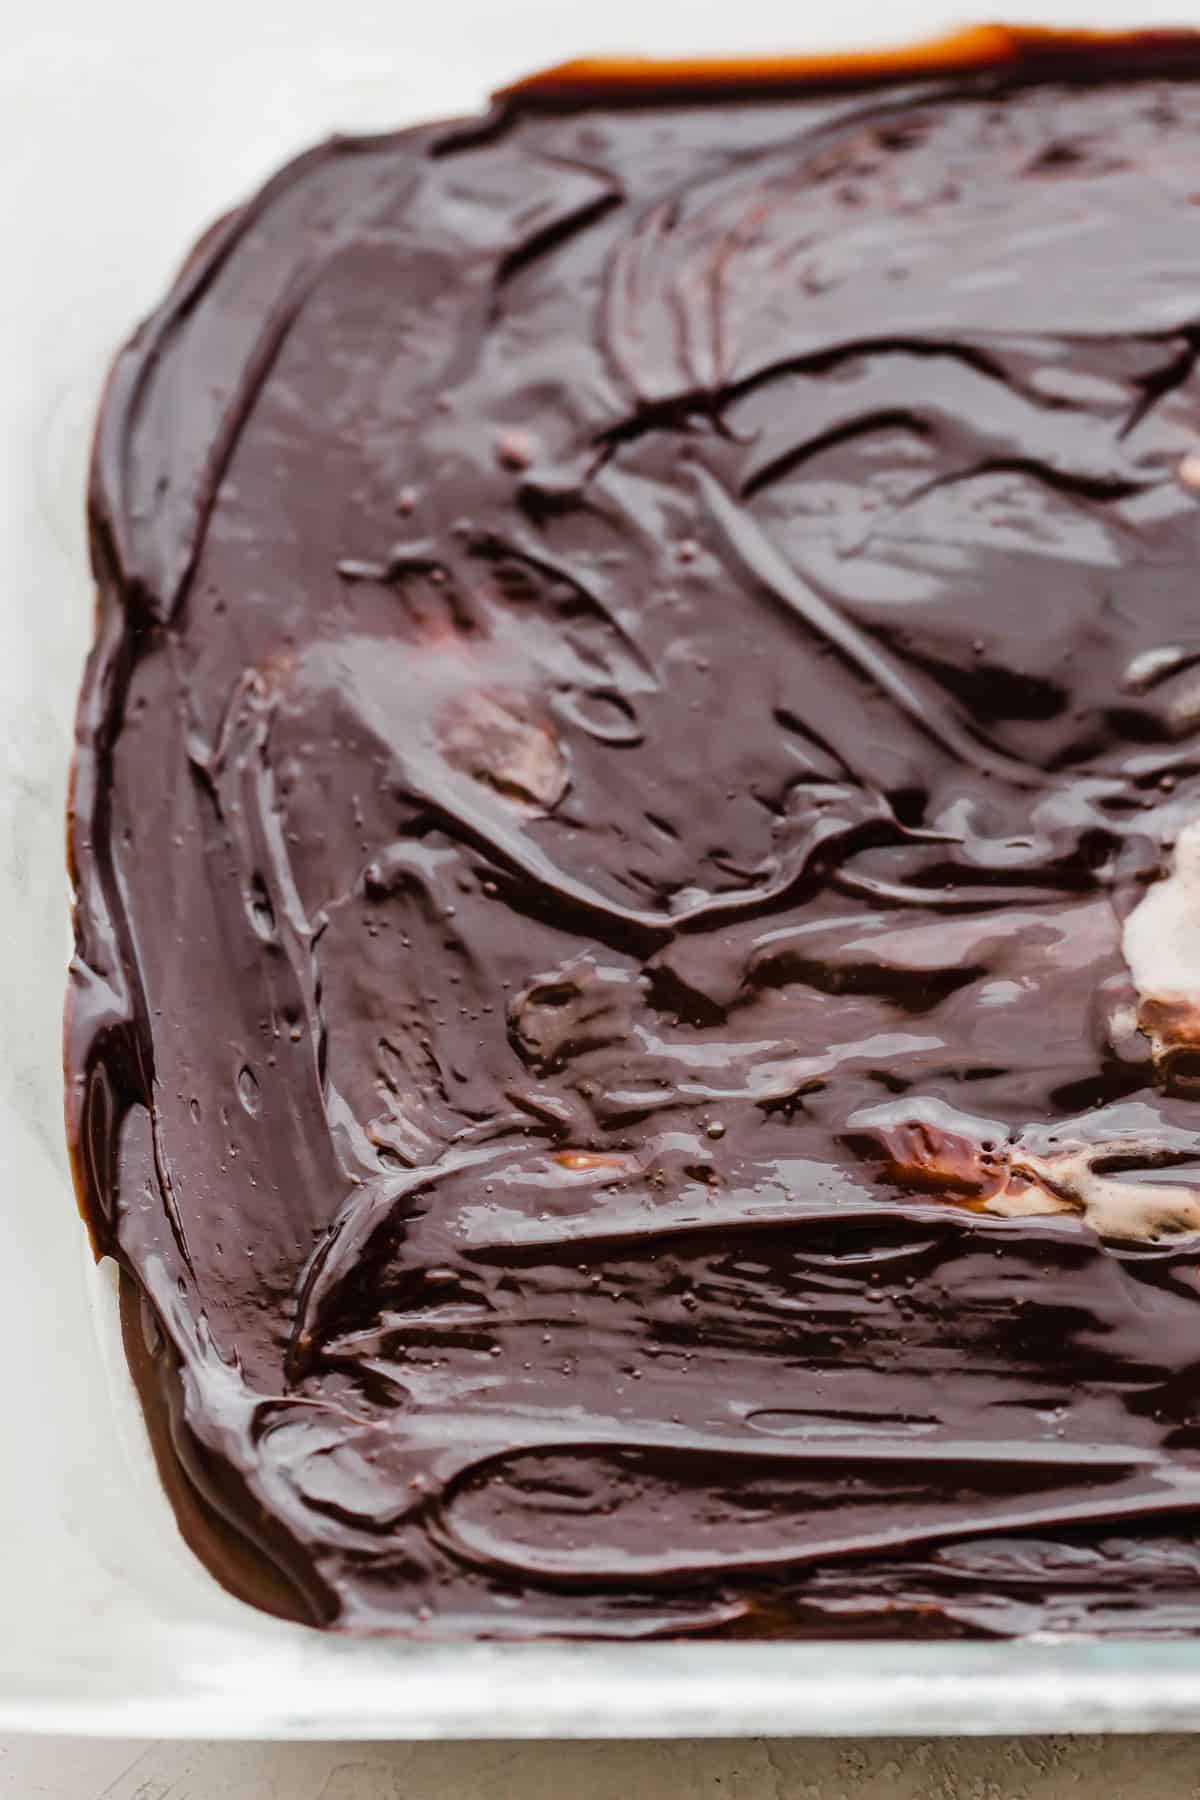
[1,1736,1196,1799]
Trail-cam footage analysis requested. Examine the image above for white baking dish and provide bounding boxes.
[7,0,1200,1737]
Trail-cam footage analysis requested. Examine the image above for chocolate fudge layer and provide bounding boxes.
[68,29,1200,1635]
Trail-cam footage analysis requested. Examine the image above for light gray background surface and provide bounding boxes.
[4,1736,1200,1797]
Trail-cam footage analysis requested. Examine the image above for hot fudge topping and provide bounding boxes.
[68,30,1200,1635]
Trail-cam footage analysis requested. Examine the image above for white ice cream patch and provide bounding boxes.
[1122,820,1200,1076]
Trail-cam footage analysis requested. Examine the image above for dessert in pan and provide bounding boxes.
[67,27,1200,1635]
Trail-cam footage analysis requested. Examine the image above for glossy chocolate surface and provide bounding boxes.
[69,31,1200,1635]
